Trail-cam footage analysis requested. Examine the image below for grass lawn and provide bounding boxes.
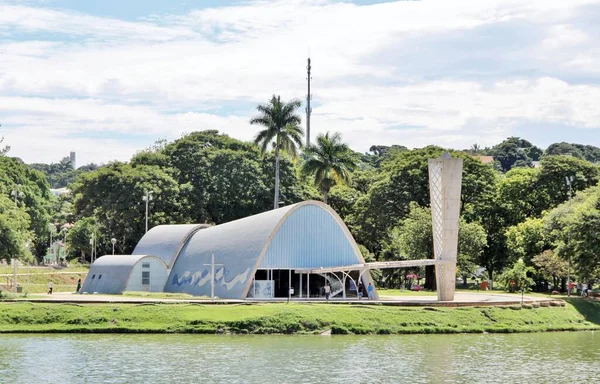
[0,300,598,334]
[0,266,89,275]
[0,266,88,293]
[123,292,208,300]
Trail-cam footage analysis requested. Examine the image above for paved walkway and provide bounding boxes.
[4,292,554,306]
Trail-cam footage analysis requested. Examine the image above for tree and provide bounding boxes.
[388,204,487,290]
[505,218,548,265]
[250,95,303,209]
[497,168,546,225]
[545,142,584,159]
[71,162,191,254]
[0,124,9,156]
[470,143,481,154]
[0,195,32,262]
[302,132,357,204]
[457,220,487,286]
[0,156,53,261]
[498,259,535,292]
[532,250,567,291]
[348,147,497,255]
[536,155,599,209]
[490,138,533,172]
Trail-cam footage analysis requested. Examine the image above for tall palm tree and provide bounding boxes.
[302,131,356,204]
[250,95,303,209]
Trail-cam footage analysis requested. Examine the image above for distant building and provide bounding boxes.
[70,151,76,170]
[474,155,494,165]
[50,187,70,197]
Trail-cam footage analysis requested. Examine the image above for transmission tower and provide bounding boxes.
[306,57,312,147]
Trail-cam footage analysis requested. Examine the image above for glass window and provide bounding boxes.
[142,271,150,285]
[98,275,102,280]
[92,275,95,279]
[142,262,150,268]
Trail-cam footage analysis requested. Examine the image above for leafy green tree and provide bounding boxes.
[490,137,533,172]
[361,145,408,168]
[524,146,543,161]
[497,168,546,225]
[348,147,496,254]
[302,132,357,204]
[66,217,97,262]
[505,218,548,264]
[0,156,53,261]
[163,130,260,223]
[543,142,600,163]
[250,95,303,209]
[72,162,191,254]
[0,194,33,262]
[498,259,535,292]
[536,155,599,208]
[532,250,567,291]
[386,204,486,289]
[457,220,487,286]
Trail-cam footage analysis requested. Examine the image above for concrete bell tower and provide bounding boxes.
[428,153,463,301]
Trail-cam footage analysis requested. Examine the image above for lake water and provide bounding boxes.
[0,332,599,383]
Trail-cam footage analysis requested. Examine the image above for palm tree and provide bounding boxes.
[250,95,303,209]
[302,132,356,204]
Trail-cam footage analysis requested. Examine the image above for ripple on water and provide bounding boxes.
[0,332,598,384]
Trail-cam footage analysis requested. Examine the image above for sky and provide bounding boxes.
[1,0,600,166]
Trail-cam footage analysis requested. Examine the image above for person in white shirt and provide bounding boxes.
[323,283,331,301]
[48,281,53,294]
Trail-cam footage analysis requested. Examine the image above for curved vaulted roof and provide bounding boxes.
[132,224,211,267]
[81,254,167,294]
[165,200,370,299]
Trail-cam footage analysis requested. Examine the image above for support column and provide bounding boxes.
[428,153,463,301]
[299,272,303,299]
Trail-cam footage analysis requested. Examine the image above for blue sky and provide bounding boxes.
[1,0,600,165]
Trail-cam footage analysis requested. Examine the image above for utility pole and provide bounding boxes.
[566,176,573,296]
[203,254,223,301]
[306,57,312,148]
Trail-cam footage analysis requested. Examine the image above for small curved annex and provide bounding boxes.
[132,224,211,267]
[81,255,168,294]
[165,200,374,299]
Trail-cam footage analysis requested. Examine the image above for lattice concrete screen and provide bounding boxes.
[428,153,463,301]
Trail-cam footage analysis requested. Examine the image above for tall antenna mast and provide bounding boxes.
[306,57,312,147]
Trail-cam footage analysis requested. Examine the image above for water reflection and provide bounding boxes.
[0,332,598,383]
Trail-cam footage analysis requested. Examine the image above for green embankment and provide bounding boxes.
[0,266,88,293]
[0,300,598,334]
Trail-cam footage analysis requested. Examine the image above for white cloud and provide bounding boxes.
[1,0,600,164]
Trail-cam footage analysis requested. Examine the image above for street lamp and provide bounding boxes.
[10,184,24,206]
[111,238,117,255]
[566,176,574,296]
[142,190,153,233]
[48,223,55,262]
[89,233,95,264]
[61,227,69,264]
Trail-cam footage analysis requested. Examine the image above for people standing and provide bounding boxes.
[367,282,374,300]
[582,283,588,297]
[568,281,575,296]
[76,279,81,293]
[358,281,363,299]
[324,283,331,301]
[48,281,53,295]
